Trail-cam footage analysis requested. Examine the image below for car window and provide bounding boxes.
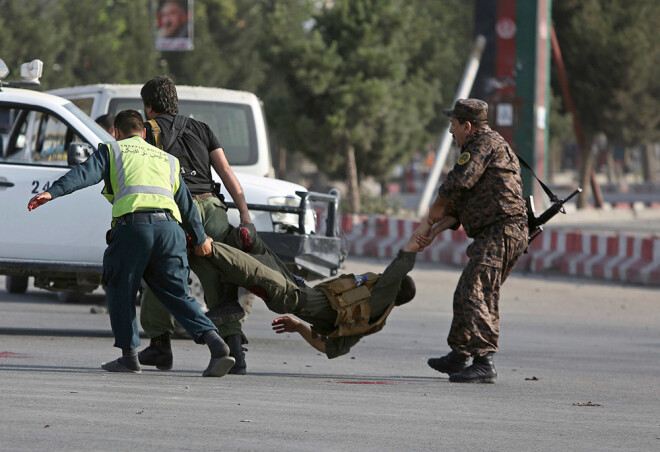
[70,97,94,116]
[11,110,82,165]
[107,98,258,166]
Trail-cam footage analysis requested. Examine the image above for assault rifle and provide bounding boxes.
[526,187,582,244]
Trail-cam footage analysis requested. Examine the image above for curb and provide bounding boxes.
[339,214,660,286]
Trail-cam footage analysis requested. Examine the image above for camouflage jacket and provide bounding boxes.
[437,125,526,237]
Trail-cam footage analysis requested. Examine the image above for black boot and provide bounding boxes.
[449,352,497,384]
[138,333,173,371]
[225,334,247,375]
[205,284,245,325]
[427,351,470,375]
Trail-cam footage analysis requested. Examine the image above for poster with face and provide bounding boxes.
[155,0,194,51]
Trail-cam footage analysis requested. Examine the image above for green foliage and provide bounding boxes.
[0,0,472,198]
[263,0,472,184]
[552,0,660,146]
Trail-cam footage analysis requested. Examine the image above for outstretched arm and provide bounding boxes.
[27,191,53,211]
[28,145,109,210]
[427,196,452,224]
[404,215,458,252]
[272,316,327,353]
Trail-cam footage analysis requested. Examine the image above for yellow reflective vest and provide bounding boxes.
[101,136,182,222]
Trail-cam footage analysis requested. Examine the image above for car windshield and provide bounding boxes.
[107,98,257,166]
[64,103,114,142]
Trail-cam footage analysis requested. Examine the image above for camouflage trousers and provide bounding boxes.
[448,221,528,357]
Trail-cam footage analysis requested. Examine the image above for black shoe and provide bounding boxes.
[205,284,245,325]
[225,334,247,375]
[428,351,470,375]
[449,352,497,384]
[138,333,173,371]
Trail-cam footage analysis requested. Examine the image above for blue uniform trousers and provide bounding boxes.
[103,213,217,350]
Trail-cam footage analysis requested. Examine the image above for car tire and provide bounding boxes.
[6,275,29,294]
[56,291,84,303]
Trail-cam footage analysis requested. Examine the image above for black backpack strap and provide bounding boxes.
[164,114,188,152]
[516,153,560,203]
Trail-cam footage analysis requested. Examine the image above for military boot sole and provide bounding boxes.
[227,365,247,375]
[138,351,173,371]
[427,361,468,375]
[202,356,236,377]
[145,362,173,371]
[448,374,496,384]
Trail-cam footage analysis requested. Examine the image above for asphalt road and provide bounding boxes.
[1,258,659,451]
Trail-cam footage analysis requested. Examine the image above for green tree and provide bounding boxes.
[0,0,64,86]
[553,0,660,205]
[264,0,472,213]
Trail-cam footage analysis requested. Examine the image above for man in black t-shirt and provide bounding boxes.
[137,76,253,375]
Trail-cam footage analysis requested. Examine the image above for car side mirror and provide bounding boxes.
[67,142,94,166]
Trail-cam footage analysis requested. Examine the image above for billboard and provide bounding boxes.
[155,0,194,52]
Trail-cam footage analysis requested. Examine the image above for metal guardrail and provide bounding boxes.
[225,190,339,237]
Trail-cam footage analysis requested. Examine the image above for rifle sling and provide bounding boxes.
[516,153,561,204]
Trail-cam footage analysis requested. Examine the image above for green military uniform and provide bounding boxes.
[204,235,417,358]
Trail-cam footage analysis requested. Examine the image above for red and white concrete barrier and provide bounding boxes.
[338,214,660,286]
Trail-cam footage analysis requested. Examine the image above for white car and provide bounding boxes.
[0,62,343,297]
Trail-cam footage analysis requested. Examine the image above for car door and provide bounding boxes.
[0,104,109,266]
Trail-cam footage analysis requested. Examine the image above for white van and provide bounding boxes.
[48,84,273,178]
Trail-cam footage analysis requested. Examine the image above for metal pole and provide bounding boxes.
[416,35,487,218]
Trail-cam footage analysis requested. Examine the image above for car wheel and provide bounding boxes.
[6,275,29,294]
[56,291,84,303]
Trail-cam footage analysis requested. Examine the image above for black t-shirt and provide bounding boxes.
[145,113,222,194]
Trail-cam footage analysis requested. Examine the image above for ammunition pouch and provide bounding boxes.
[314,273,394,338]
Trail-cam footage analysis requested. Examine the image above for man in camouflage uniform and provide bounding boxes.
[421,99,528,384]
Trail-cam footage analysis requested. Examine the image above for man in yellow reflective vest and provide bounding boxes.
[27,110,235,377]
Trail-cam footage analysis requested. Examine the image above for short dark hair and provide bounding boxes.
[114,110,145,136]
[140,76,179,114]
[95,113,114,132]
[395,275,416,306]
